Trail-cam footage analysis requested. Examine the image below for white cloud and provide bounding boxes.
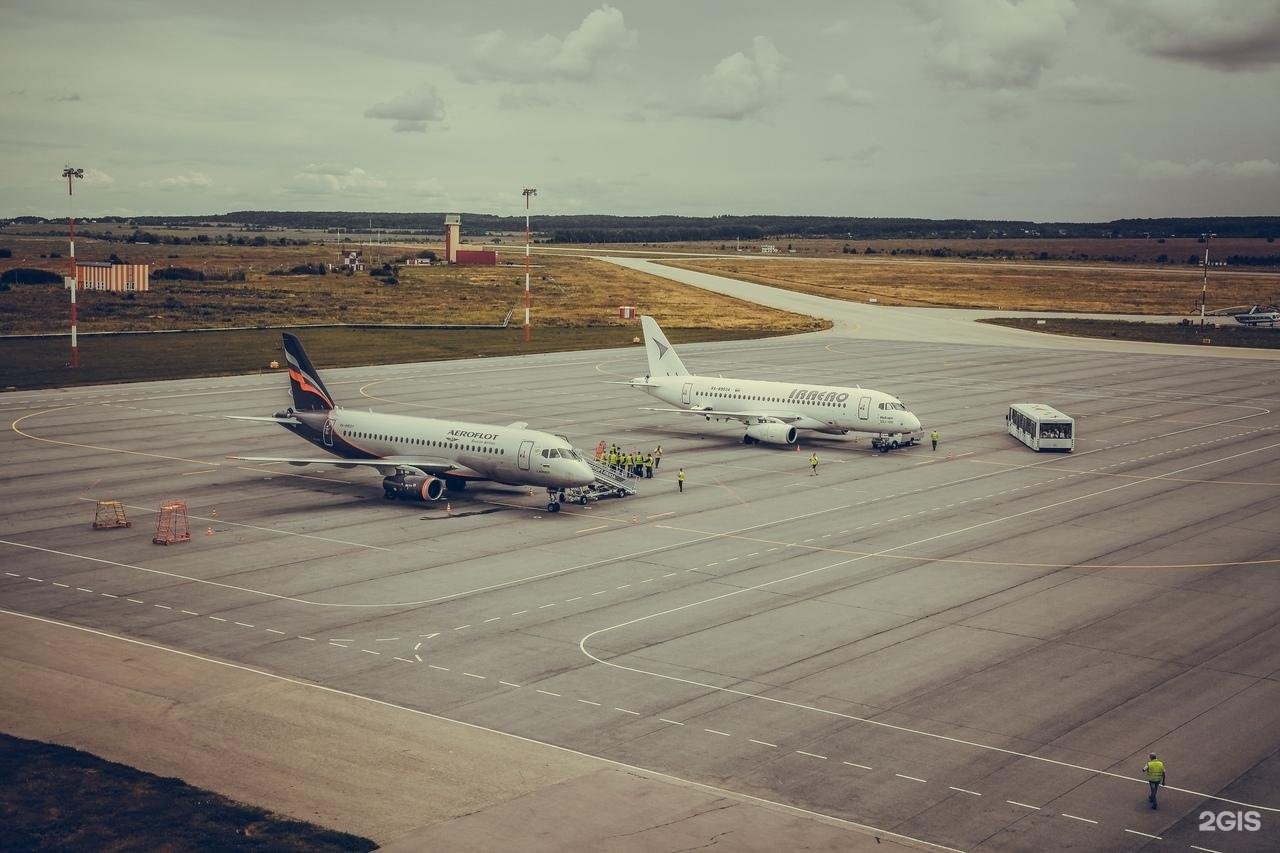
[821,73,874,107]
[461,5,636,83]
[915,0,1078,89]
[687,36,789,120]
[1223,158,1280,177]
[149,172,213,190]
[82,168,116,187]
[1134,156,1279,179]
[364,87,445,133]
[1043,74,1135,104]
[1109,0,1280,71]
[285,164,387,194]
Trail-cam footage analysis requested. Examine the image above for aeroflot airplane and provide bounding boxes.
[228,333,594,511]
[629,316,921,446]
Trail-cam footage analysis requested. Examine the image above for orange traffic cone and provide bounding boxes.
[631,515,638,525]
[446,502,453,515]
[205,526,214,536]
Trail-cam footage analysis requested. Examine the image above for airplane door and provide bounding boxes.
[681,382,693,405]
[517,440,534,471]
[858,396,871,420]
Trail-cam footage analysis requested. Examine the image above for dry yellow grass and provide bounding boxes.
[660,256,1280,314]
[0,237,821,335]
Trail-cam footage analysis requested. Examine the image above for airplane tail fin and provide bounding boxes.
[640,316,689,378]
[282,333,336,412]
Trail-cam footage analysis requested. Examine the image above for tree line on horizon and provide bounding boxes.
[5,213,1278,243]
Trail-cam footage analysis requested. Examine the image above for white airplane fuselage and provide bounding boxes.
[285,407,592,490]
[642,375,921,437]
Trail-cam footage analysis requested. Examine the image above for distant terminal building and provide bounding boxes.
[443,213,496,266]
[77,261,150,292]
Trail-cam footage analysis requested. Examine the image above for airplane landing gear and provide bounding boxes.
[546,488,563,513]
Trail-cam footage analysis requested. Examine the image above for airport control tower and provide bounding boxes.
[444,213,460,264]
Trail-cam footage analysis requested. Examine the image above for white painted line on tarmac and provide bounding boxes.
[1061,813,1097,825]
[797,751,828,760]
[463,672,485,679]
[1123,829,1161,839]
[748,739,777,748]
[659,718,685,726]
[896,774,927,783]
[428,664,449,672]
[498,681,521,688]
[704,728,731,737]
[615,707,640,716]
[578,699,602,706]
[1007,800,1041,810]
[843,761,872,770]
[949,787,981,796]
[536,689,561,697]
[1189,844,1222,852]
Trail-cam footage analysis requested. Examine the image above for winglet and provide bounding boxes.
[640,316,689,378]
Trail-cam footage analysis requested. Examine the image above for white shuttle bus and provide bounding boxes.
[1007,403,1074,452]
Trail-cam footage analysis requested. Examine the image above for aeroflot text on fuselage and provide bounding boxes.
[446,430,500,441]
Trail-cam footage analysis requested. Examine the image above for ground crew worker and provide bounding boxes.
[931,429,940,451]
[643,453,654,479]
[809,451,819,476]
[1143,753,1165,809]
[653,444,663,469]
[677,468,685,492]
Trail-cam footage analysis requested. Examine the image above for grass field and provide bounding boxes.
[981,317,1280,348]
[0,733,375,851]
[658,256,1280,314]
[0,325,794,391]
[0,236,821,335]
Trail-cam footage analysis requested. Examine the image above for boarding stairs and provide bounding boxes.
[563,457,638,505]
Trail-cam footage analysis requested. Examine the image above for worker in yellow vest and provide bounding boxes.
[1143,753,1165,809]
[809,452,819,476]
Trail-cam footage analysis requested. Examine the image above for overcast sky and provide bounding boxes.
[3,0,1278,221]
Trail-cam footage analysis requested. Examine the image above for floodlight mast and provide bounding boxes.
[1199,232,1215,327]
[522,187,536,343]
[62,166,85,368]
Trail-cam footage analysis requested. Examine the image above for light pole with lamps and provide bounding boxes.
[1199,232,1215,327]
[522,187,537,343]
[62,166,84,368]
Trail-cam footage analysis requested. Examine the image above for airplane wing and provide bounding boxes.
[226,455,484,479]
[227,415,301,425]
[640,407,804,425]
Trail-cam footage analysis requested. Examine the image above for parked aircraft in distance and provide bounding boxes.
[627,316,921,446]
[1234,305,1279,326]
[228,333,594,511]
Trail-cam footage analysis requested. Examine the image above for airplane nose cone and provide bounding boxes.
[906,413,921,431]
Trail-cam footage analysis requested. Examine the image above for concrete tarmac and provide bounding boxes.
[3,272,1278,851]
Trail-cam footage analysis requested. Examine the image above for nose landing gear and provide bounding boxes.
[546,488,566,513]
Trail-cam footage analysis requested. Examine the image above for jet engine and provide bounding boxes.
[744,422,798,445]
[382,473,446,501]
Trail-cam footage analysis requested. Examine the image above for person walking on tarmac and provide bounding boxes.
[653,444,663,469]
[809,451,819,476]
[677,468,685,492]
[931,429,940,451]
[1143,753,1166,809]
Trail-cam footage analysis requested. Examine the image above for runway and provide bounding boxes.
[3,281,1279,851]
